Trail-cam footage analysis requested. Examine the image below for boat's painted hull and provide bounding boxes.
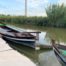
[2,35,36,48]
[53,47,66,66]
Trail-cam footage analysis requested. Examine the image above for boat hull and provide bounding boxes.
[52,44,66,66]
[54,49,66,66]
[52,40,66,66]
[0,25,41,49]
[2,35,36,48]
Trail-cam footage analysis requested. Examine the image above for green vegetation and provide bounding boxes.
[0,4,66,28]
[0,15,48,27]
[46,4,66,27]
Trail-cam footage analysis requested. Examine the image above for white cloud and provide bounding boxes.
[28,11,47,16]
[58,0,66,5]
[27,0,49,16]
[0,0,48,16]
[28,0,48,8]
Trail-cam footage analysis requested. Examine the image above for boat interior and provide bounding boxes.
[0,26,36,39]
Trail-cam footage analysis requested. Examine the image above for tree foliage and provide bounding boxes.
[46,4,66,27]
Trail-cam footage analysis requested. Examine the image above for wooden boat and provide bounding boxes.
[52,40,66,66]
[0,24,41,49]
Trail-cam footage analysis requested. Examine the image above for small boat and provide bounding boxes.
[52,40,66,66]
[0,24,41,49]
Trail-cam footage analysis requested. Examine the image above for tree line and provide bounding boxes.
[0,4,66,28]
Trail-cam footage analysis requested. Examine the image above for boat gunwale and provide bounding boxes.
[52,40,66,64]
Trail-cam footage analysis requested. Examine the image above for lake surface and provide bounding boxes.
[5,25,66,66]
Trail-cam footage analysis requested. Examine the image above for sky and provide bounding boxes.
[0,0,66,16]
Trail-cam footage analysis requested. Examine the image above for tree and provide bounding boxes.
[46,4,66,27]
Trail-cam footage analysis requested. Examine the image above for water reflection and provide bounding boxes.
[6,40,49,63]
[24,29,51,46]
[39,51,61,66]
[39,32,47,44]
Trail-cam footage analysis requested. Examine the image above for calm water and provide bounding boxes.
[6,25,66,66]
